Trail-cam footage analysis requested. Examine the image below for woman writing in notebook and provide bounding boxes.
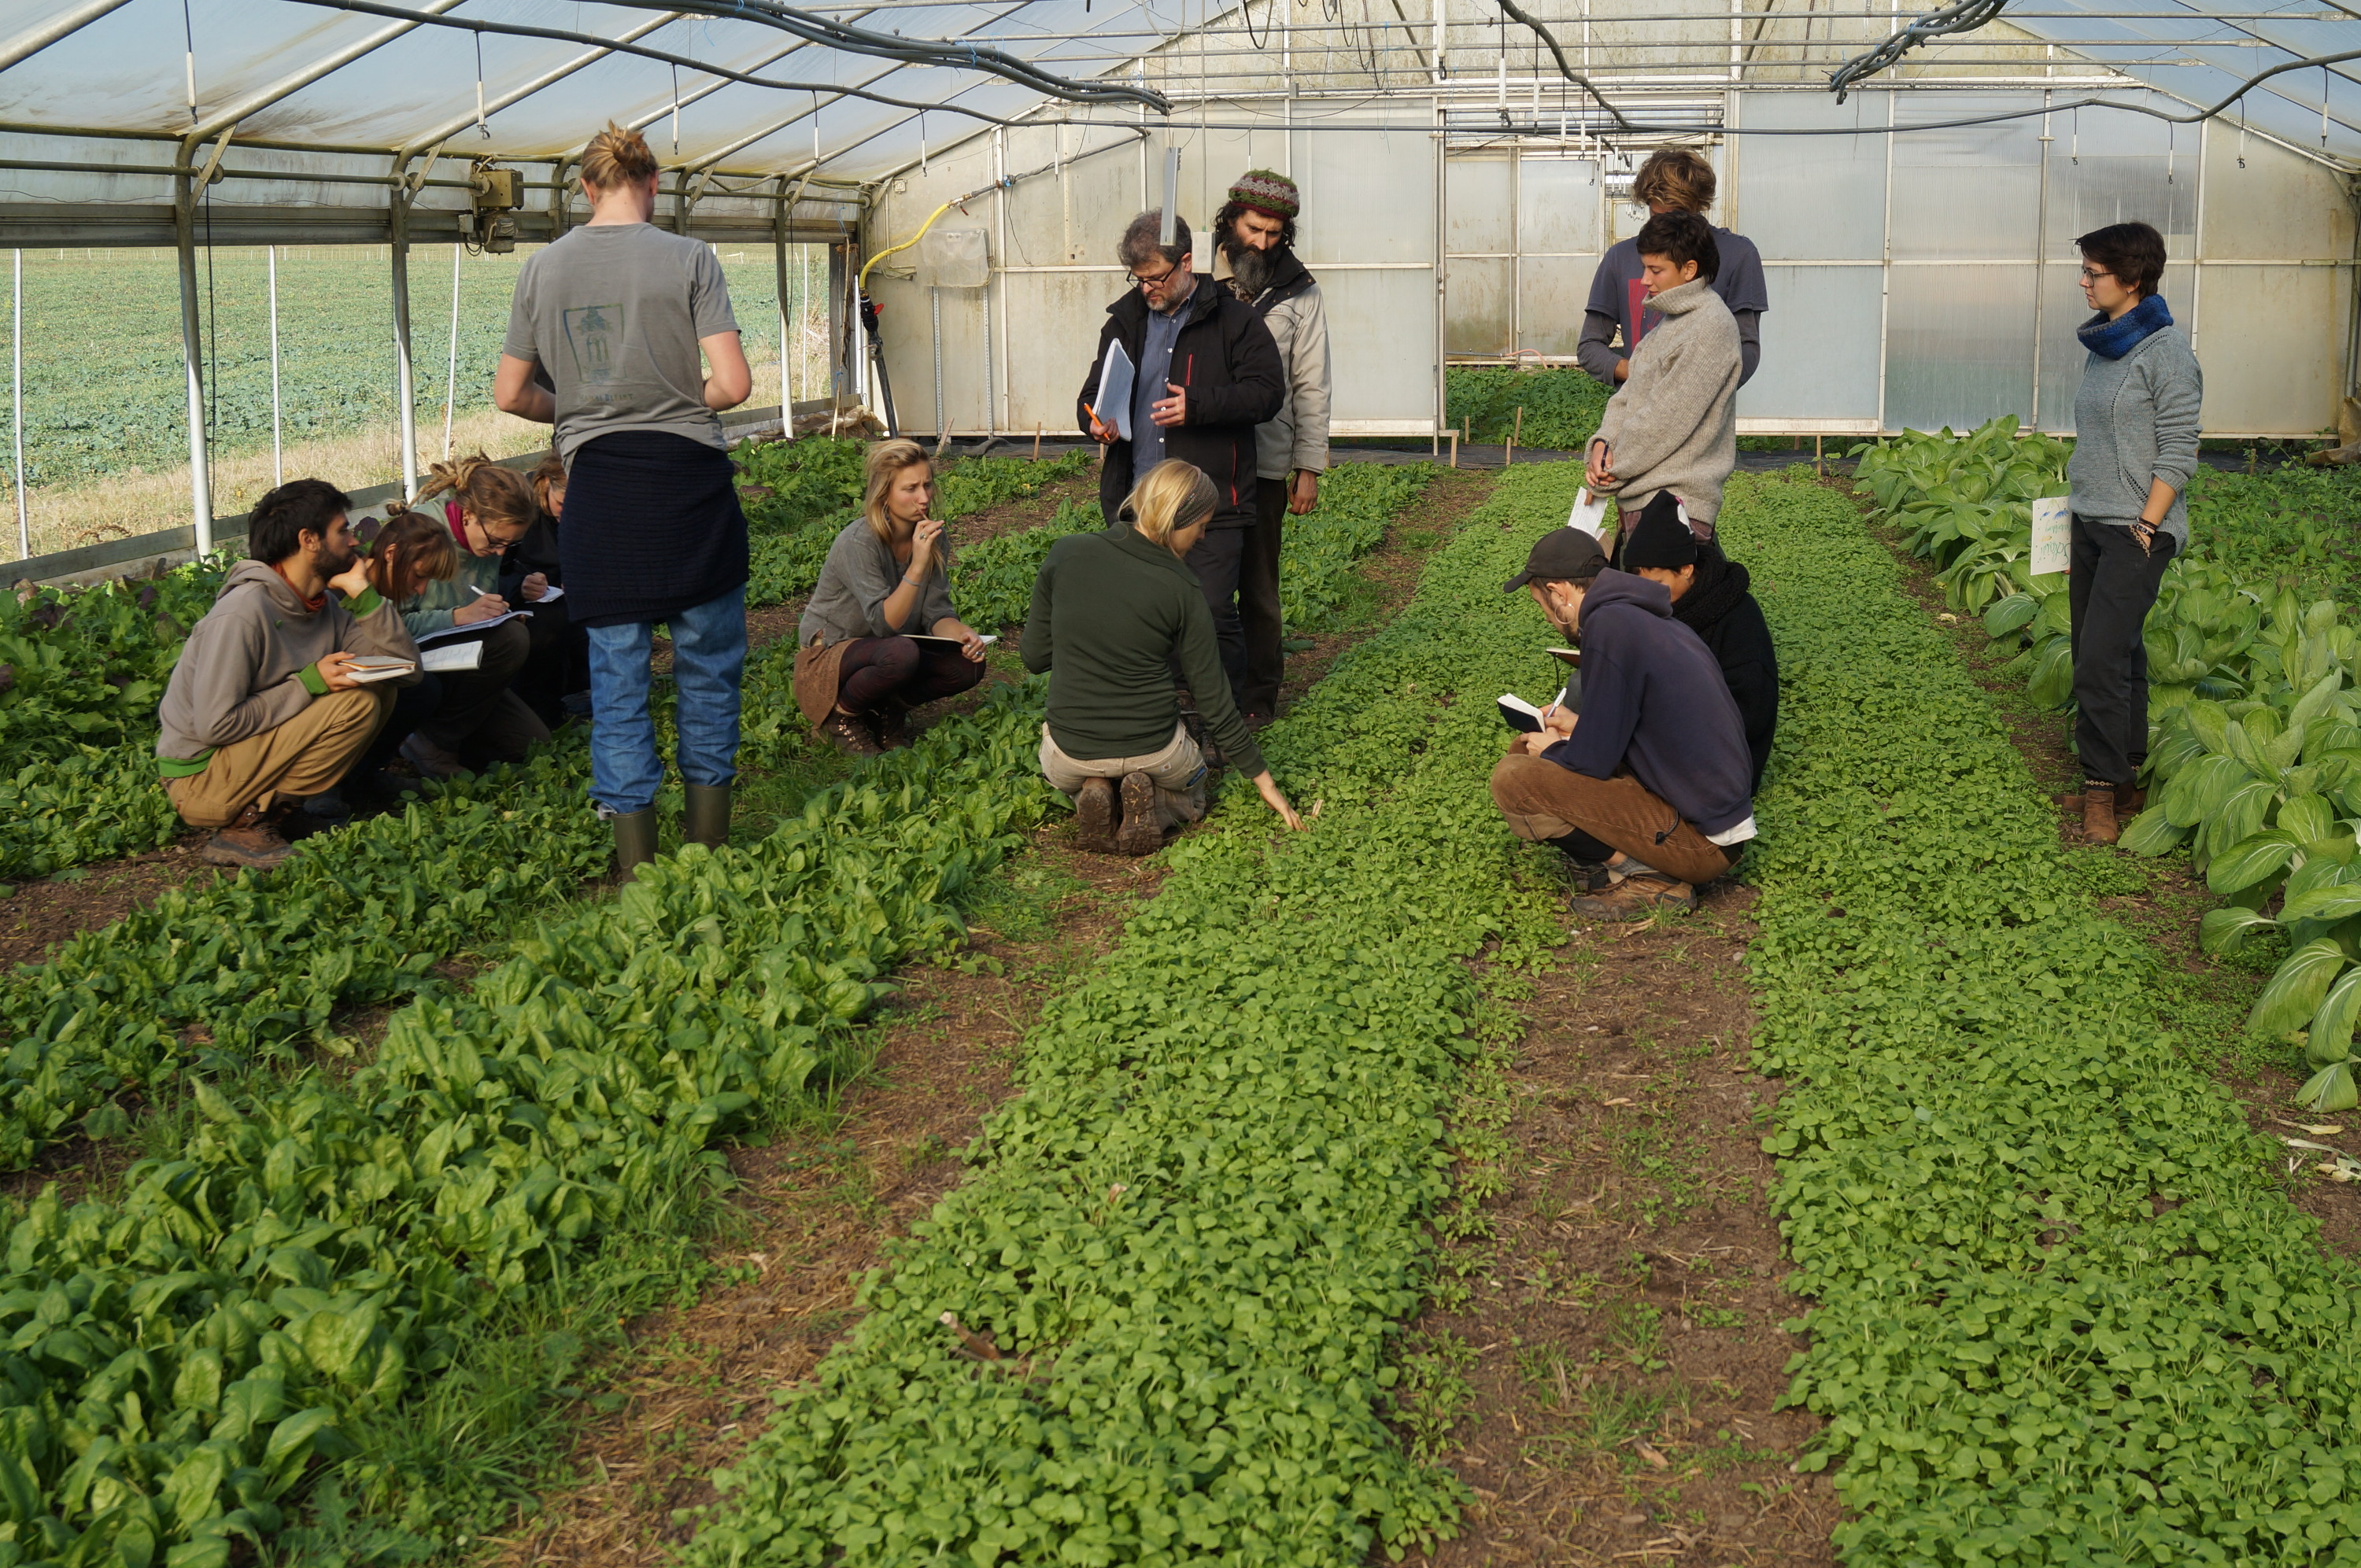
[794,439,990,755]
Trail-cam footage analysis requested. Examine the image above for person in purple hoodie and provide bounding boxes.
[1489,526,1757,918]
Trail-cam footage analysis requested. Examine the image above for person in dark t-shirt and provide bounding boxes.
[1580,148,1769,389]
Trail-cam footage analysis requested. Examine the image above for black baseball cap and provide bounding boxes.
[1503,526,1608,592]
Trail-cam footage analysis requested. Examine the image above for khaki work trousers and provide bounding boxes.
[1489,750,1735,887]
[1038,721,1208,830]
[165,687,391,829]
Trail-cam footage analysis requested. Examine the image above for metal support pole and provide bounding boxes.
[173,169,213,553]
[442,242,460,459]
[773,179,793,415]
[391,192,417,496]
[268,243,283,486]
[829,240,852,403]
[10,249,24,560]
[930,285,946,452]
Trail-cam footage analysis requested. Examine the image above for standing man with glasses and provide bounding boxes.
[1080,209,1285,729]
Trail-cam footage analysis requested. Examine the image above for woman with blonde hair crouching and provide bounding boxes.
[794,438,992,754]
[1022,459,1304,855]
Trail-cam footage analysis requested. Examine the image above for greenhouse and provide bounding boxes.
[4,0,2361,1563]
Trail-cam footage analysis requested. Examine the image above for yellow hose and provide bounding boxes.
[858,200,955,292]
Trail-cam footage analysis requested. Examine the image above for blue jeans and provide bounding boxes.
[584,583,747,815]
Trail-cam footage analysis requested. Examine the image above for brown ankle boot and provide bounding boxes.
[1073,777,1118,854]
[2082,783,2120,845]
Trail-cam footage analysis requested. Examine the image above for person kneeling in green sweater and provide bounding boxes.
[1022,459,1305,855]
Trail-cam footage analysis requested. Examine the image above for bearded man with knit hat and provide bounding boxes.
[1214,168,1332,727]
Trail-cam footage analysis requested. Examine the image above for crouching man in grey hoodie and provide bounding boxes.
[156,478,420,871]
[1588,210,1741,548]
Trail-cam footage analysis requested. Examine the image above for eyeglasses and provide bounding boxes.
[2078,267,2114,284]
[1130,260,1180,290]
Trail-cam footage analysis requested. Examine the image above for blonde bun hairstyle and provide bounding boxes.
[582,122,660,192]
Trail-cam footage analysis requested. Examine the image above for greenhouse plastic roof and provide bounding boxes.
[1,0,2357,186]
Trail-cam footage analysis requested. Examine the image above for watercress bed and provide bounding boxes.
[1737,470,2361,1564]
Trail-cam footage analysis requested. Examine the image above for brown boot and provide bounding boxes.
[820,708,884,757]
[2082,782,2120,845]
[1115,771,1165,857]
[1073,777,1118,854]
[200,804,296,872]
[872,702,914,751]
[1570,871,1697,921]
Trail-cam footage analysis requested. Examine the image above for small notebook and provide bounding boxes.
[1546,646,1581,670]
[417,610,531,644]
[1498,693,1550,733]
[342,655,415,684]
[907,633,997,651]
[421,641,484,673]
[1567,489,1612,542]
[1092,342,1136,442]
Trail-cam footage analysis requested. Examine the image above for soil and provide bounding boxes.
[483,467,1500,1564]
[0,842,219,975]
[1400,884,1840,1567]
[1861,494,2361,1259]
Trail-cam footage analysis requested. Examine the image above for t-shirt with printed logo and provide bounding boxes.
[502,223,740,463]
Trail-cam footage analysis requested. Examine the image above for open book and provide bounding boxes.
[1498,693,1552,733]
[421,641,483,673]
[418,610,531,644]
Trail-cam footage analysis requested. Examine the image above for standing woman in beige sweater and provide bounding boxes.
[1587,210,1742,551]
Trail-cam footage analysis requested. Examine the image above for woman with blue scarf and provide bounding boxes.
[2067,220,2203,845]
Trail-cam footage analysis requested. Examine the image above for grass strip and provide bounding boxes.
[1732,468,2361,1563]
[678,466,1596,1568]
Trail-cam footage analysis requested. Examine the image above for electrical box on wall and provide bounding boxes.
[916,227,989,289]
[465,162,523,253]
[471,165,524,209]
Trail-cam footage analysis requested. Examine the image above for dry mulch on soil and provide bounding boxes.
[1402,882,1839,1568]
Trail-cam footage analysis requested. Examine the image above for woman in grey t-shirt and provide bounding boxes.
[494,123,755,875]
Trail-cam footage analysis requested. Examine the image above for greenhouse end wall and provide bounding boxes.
[877,88,2353,442]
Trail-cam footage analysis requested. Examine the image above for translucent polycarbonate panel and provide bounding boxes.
[1000,131,1144,268]
[1728,93,1887,260]
[999,269,1129,434]
[2201,122,2359,261]
[2194,260,2352,434]
[2033,260,2196,432]
[1319,269,1437,421]
[1290,124,1435,267]
[1519,253,1598,357]
[1517,156,1601,256]
[1737,267,1883,422]
[1884,264,2038,432]
[1447,257,1513,356]
[1447,157,1513,256]
[871,282,994,435]
[1890,93,2043,261]
[2039,98,2196,260]
[1171,105,1291,236]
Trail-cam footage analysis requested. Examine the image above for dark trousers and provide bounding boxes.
[1183,523,1251,707]
[835,635,986,713]
[1236,478,1289,716]
[2067,511,2176,788]
[513,593,589,727]
[419,620,551,763]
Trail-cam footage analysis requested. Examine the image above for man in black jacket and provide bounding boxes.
[1620,494,1778,791]
[1081,209,1284,705]
[1491,526,1757,918]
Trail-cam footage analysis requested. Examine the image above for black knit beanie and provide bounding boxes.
[1621,493,1698,570]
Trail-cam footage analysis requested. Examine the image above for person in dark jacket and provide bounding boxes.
[1080,209,1285,708]
[1489,526,1755,918]
[1023,459,1303,857]
[497,450,590,727]
[1619,493,1777,791]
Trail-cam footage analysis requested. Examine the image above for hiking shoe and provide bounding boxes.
[1570,872,1697,921]
[1074,777,1118,854]
[2082,784,2121,845]
[1243,710,1274,732]
[401,733,467,781]
[200,818,295,872]
[1116,771,1164,857]
[299,788,353,822]
[821,709,884,757]
[872,704,913,751]
[1178,709,1222,769]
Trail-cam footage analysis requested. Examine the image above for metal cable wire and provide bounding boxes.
[1480,0,1634,129]
[1830,0,2011,101]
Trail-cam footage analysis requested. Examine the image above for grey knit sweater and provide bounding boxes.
[2067,320,2203,548]
[1589,278,1741,523]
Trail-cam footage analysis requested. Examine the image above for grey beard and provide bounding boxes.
[1228,243,1280,297]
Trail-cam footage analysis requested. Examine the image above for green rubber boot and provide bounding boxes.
[684,783,732,850]
[611,808,660,879]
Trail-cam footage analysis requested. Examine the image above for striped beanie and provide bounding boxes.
[1228,168,1300,220]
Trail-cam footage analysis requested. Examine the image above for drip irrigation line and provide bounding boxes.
[1480,0,1632,128]
[273,0,1081,128]
[1831,0,2011,102]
